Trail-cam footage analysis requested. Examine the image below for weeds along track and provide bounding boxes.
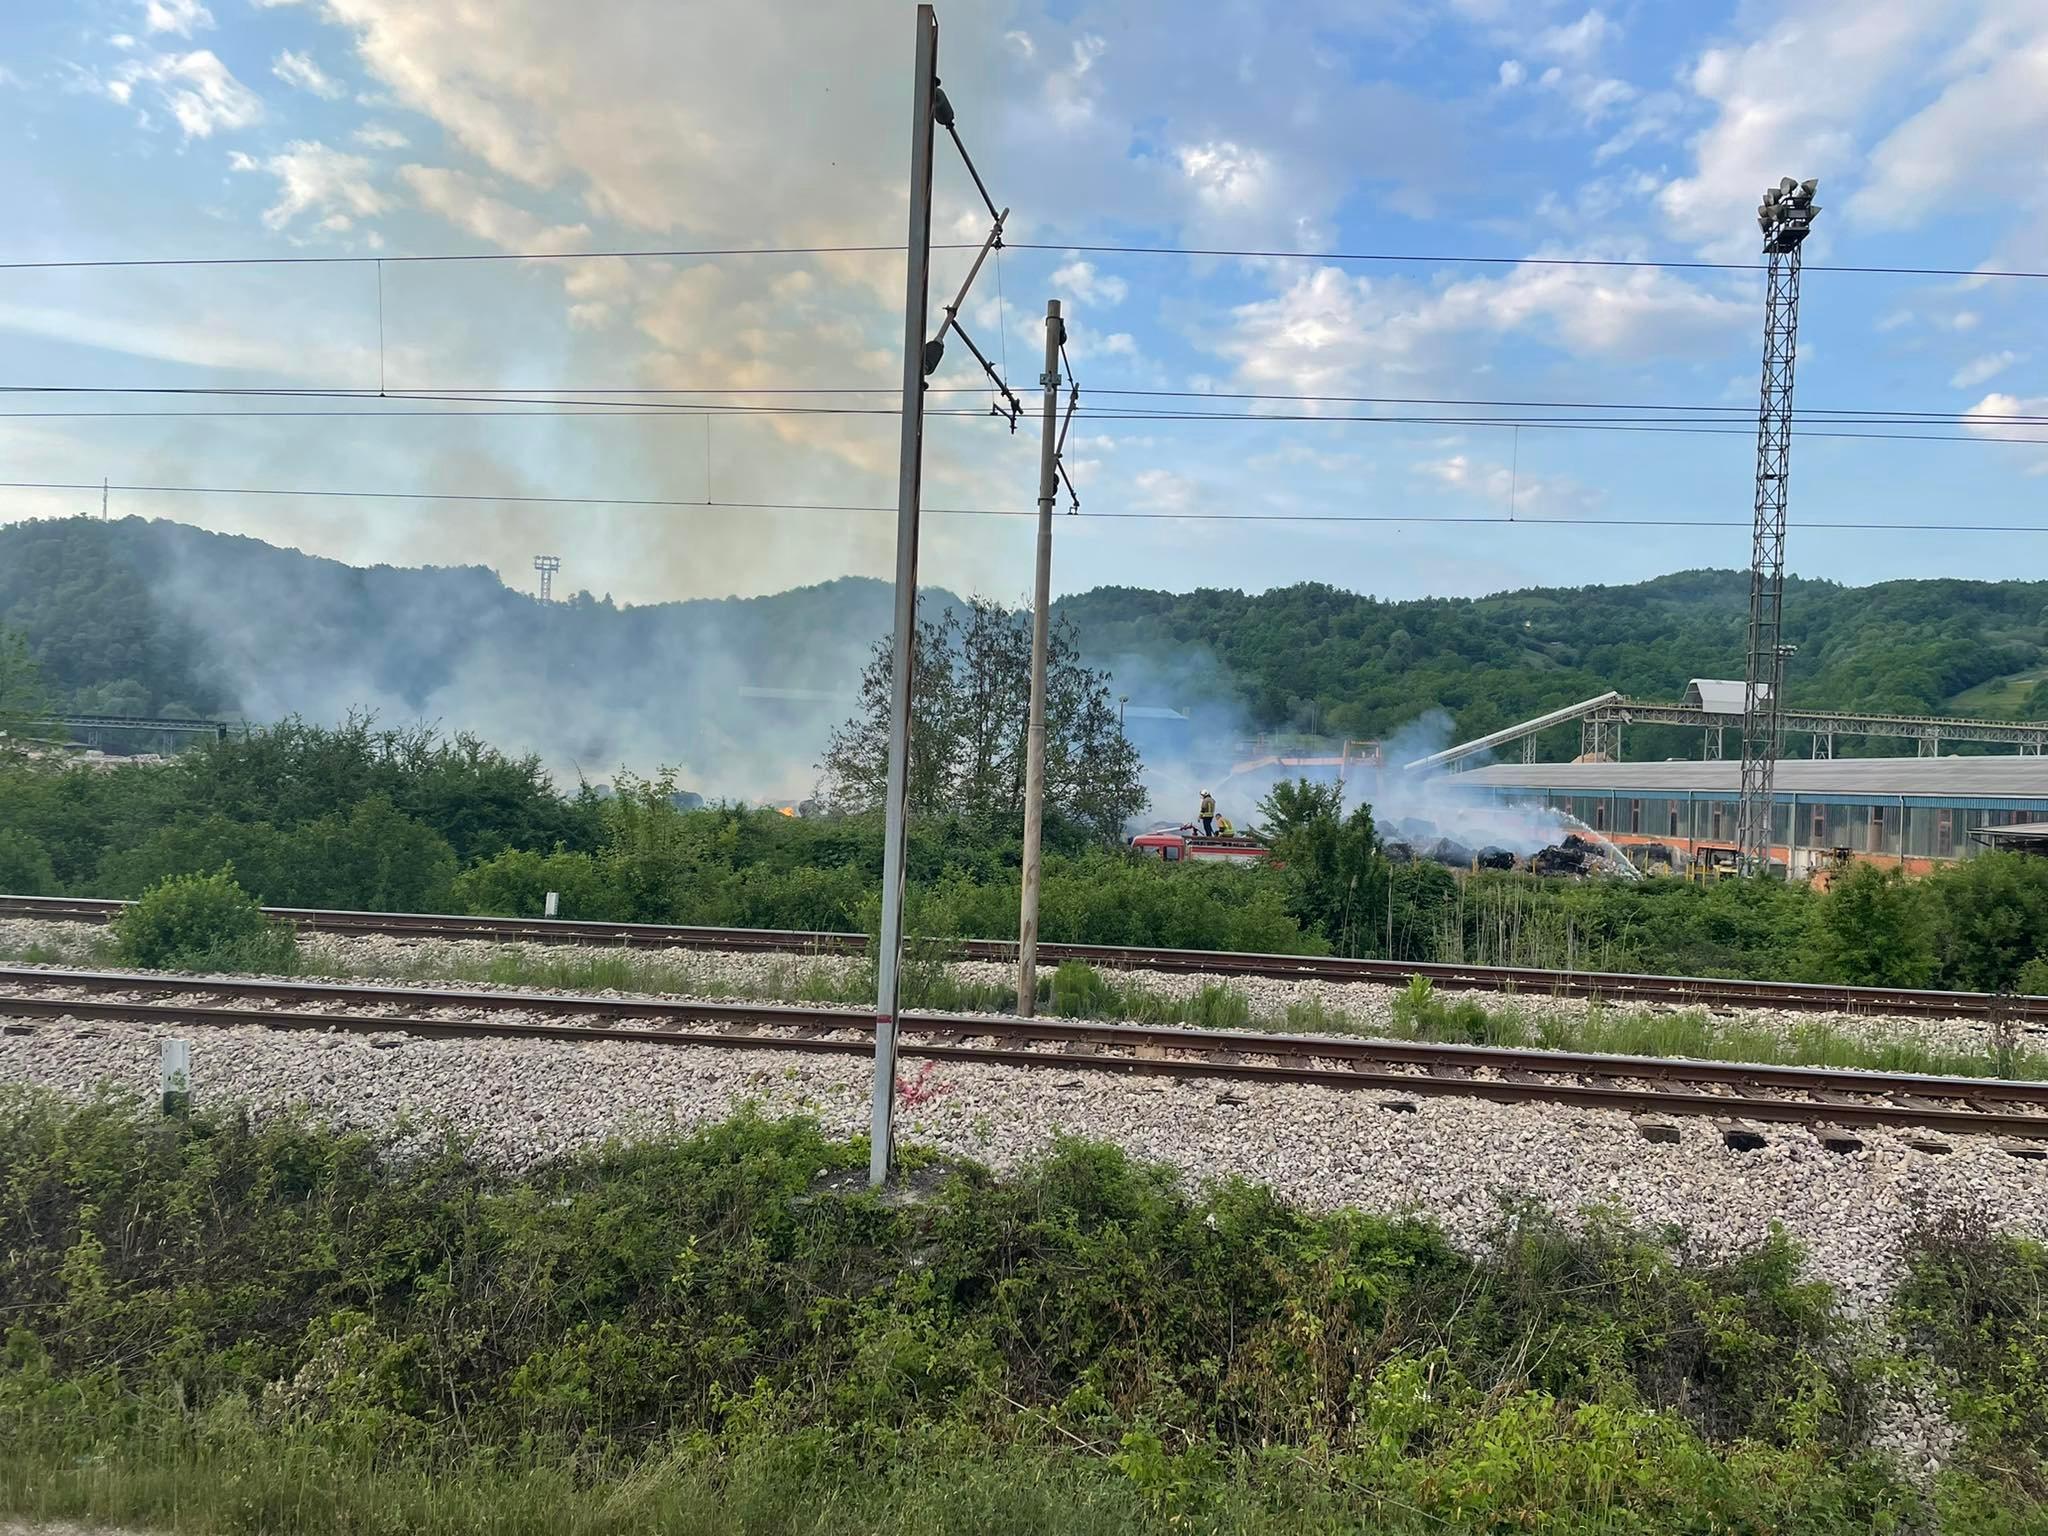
[4,965,2048,1150]
[6,893,2046,1026]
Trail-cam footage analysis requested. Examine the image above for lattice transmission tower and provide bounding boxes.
[533,554,560,603]
[1737,175,1820,876]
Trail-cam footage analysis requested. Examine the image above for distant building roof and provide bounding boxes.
[1456,756,2048,800]
[1975,821,2048,848]
[1683,679,1760,712]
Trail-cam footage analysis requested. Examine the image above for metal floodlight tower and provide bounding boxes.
[1736,175,1820,876]
[533,554,561,603]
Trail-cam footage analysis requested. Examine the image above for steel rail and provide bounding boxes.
[5,966,2047,1142]
[5,894,2043,1023]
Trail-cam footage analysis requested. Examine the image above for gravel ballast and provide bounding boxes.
[4,917,2031,1056]
[3,999,2045,1318]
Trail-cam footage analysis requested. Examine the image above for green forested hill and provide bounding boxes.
[1061,572,2048,742]
[3,515,2043,775]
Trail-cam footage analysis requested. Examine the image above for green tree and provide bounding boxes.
[823,597,1147,839]
[0,827,58,895]
[1810,863,1936,986]
[1927,851,2048,993]
[1256,778,1388,957]
[0,626,52,751]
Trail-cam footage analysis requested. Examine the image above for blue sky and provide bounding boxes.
[2,0,2045,607]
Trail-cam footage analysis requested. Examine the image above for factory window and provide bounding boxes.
[1937,810,1954,858]
[1629,799,1642,834]
[1667,800,1681,837]
[1593,801,1607,831]
[1711,804,1724,840]
[1868,804,1885,854]
[1162,845,1181,862]
[1811,804,1826,844]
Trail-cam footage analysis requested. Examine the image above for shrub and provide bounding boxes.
[113,868,297,972]
[0,826,57,895]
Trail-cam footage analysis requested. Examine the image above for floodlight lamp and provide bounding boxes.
[1763,185,1782,204]
[932,85,955,129]
[922,337,946,376]
[1779,175,1797,194]
[1800,177,1819,196]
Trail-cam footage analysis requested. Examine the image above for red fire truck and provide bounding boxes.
[1128,825,1273,865]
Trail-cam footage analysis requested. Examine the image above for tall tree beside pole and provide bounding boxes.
[1016,299,1064,1017]
[869,4,939,1188]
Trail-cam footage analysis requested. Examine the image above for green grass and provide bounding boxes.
[1949,668,2048,717]
[0,1427,1276,1536]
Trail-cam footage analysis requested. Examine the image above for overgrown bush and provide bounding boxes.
[8,1093,2042,1530]
[1894,1212,2048,1506]
[0,826,56,895]
[112,868,296,972]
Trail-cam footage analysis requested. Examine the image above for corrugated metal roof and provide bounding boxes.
[1455,756,2048,798]
[1684,678,1754,712]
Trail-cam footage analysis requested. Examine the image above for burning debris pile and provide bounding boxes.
[1383,817,1640,880]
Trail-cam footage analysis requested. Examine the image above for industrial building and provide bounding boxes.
[1456,757,2048,876]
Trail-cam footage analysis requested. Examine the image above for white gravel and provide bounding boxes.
[5,916,2029,1058]
[3,1002,2045,1320]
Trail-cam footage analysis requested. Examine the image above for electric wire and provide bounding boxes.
[12,477,2048,533]
[5,382,2041,425]
[5,241,2045,281]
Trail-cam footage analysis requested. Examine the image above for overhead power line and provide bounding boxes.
[11,476,2048,533]
[5,382,2043,425]
[4,388,2047,445]
[3,240,2044,282]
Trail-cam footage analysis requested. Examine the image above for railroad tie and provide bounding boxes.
[1716,1120,1768,1152]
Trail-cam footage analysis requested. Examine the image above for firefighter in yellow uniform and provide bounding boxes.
[1198,791,1216,836]
[1216,815,1234,837]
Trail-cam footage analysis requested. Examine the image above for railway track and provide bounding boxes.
[5,965,2047,1149]
[5,893,2044,1025]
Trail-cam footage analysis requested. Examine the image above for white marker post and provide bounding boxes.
[160,1038,191,1115]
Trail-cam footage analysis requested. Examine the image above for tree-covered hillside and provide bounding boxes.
[1061,571,2048,745]
[4,515,2043,776]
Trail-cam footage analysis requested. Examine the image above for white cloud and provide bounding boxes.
[143,0,214,36]
[1216,259,1746,396]
[1050,259,1127,306]
[1416,451,1581,513]
[1046,33,1108,127]
[1656,0,1942,250]
[0,296,382,381]
[1497,59,1525,87]
[272,50,344,99]
[1876,308,1914,332]
[1962,393,2048,459]
[1532,9,1613,62]
[353,123,408,149]
[1133,468,1199,513]
[1852,16,2048,229]
[399,164,590,250]
[1952,351,2017,388]
[231,140,387,230]
[1002,29,1034,60]
[1952,311,1980,332]
[109,49,262,138]
[1177,140,1270,210]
